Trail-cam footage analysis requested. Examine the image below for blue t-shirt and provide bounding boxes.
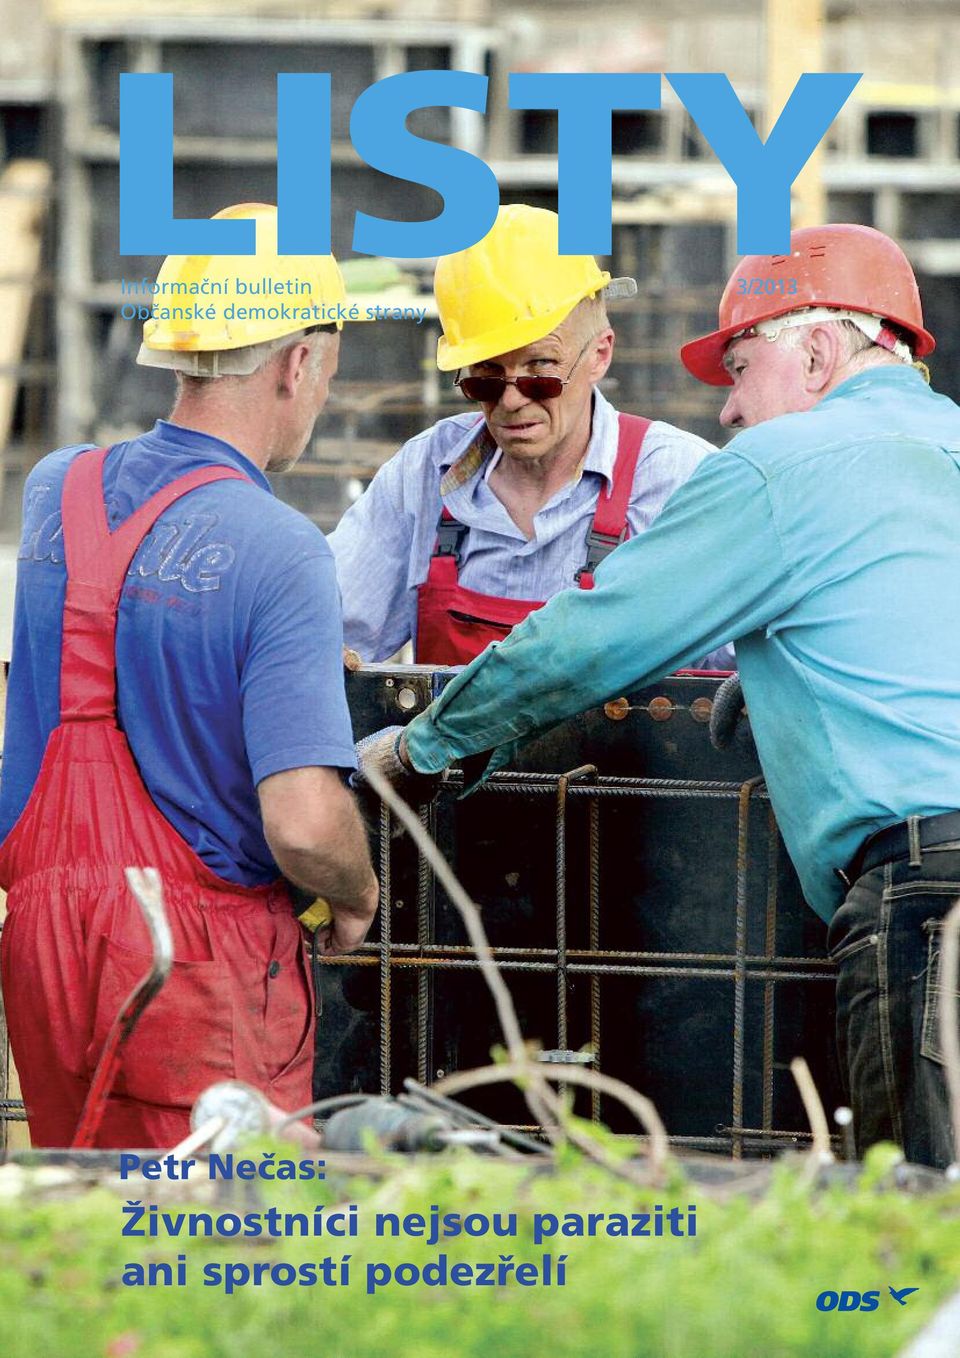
[0,420,357,886]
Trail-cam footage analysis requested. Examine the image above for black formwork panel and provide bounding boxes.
[318,669,842,1157]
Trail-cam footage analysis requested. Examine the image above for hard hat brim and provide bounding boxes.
[139,202,363,355]
[437,302,580,372]
[436,275,633,372]
[679,324,744,387]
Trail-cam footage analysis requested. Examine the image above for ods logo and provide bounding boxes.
[816,1290,880,1312]
[816,1287,918,1312]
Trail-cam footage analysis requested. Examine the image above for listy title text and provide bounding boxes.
[119,70,861,259]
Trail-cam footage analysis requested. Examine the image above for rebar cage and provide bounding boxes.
[0,670,843,1153]
[318,669,843,1159]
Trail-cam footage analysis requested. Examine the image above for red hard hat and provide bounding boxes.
[680,224,935,386]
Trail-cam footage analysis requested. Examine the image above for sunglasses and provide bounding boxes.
[455,337,594,404]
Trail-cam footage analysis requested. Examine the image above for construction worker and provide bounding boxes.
[0,203,378,1148]
[361,224,960,1170]
[329,204,733,670]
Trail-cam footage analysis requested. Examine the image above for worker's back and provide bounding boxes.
[0,419,355,885]
[722,365,960,917]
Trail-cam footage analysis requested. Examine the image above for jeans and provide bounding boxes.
[827,841,960,1170]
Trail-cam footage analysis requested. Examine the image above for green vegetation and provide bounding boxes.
[1,1144,958,1358]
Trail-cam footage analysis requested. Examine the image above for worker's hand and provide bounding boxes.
[353,724,442,820]
[315,913,373,956]
[314,876,379,956]
[343,646,363,672]
[709,672,747,750]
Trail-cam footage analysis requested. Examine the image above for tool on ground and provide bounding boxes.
[402,1078,548,1156]
[186,1080,322,1152]
[181,1084,499,1157]
[71,867,172,1148]
[321,1095,499,1153]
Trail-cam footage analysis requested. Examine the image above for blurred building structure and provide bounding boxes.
[0,0,958,532]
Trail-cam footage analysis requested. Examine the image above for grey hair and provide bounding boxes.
[564,294,611,343]
[776,318,890,367]
[174,328,335,392]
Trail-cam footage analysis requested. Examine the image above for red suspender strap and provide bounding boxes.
[59,447,249,721]
[577,413,651,590]
[594,414,652,537]
[425,415,489,580]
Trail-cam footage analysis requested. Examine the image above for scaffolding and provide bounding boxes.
[34,9,958,533]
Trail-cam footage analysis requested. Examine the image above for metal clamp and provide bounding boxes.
[435,518,468,560]
[576,526,626,581]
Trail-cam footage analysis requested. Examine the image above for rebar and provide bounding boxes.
[379,803,392,1098]
[416,804,431,1089]
[554,765,596,1055]
[325,939,833,968]
[762,806,779,1133]
[293,752,843,1159]
[732,776,766,1159]
[360,762,561,1145]
[589,797,601,1122]
[319,951,834,986]
[443,769,771,801]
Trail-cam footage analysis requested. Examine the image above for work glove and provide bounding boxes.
[709,672,748,751]
[353,725,442,822]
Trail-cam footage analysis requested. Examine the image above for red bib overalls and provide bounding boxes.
[415,414,651,664]
[0,448,314,1147]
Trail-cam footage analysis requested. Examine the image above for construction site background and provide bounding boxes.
[0,0,958,1155]
[1,0,958,566]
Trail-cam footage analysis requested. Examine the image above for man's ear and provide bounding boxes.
[277,341,311,397]
[589,327,615,381]
[804,325,843,394]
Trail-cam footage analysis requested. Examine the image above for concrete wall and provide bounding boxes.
[0,0,51,84]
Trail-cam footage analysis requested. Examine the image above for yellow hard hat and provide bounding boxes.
[434,204,636,372]
[139,203,350,371]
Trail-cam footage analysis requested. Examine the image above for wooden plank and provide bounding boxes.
[0,161,51,484]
